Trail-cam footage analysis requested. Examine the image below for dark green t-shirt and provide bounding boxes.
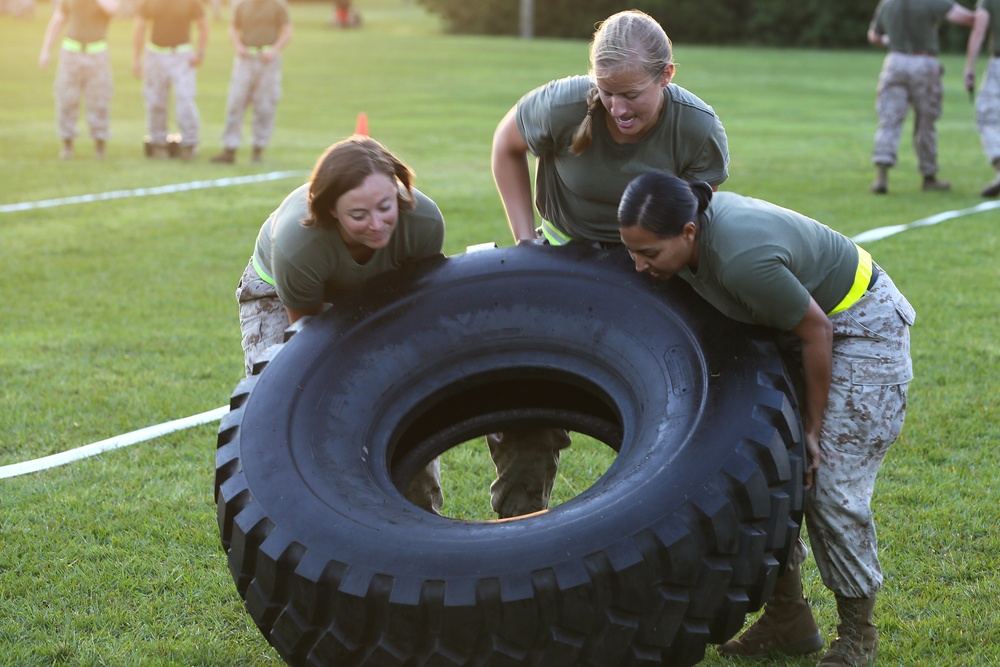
[138,0,204,48]
[253,183,445,310]
[516,75,729,245]
[233,0,289,47]
[678,192,859,331]
[870,0,956,53]
[60,0,113,43]
[977,0,1000,54]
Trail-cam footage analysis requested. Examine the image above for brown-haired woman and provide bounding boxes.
[235,135,446,512]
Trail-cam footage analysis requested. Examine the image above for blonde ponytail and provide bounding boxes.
[570,87,603,155]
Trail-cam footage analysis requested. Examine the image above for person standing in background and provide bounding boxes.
[210,0,292,164]
[964,0,1000,197]
[38,0,119,160]
[132,0,208,160]
[867,0,974,194]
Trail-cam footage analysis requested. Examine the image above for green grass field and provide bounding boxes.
[1,1,998,665]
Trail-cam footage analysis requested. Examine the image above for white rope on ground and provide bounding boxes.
[0,406,229,479]
[1,200,997,480]
[852,199,1000,244]
[0,171,308,214]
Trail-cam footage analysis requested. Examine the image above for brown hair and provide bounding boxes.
[304,135,416,228]
[570,10,674,154]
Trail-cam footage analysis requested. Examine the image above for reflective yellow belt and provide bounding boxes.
[252,255,276,286]
[245,44,273,56]
[540,218,572,246]
[828,244,876,315]
[147,42,193,54]
[61,37,108,54]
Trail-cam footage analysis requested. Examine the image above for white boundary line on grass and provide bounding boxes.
[0,406,229,479]
[1,199,997,480]
[0,171,309,214]
[851,199,1000,244]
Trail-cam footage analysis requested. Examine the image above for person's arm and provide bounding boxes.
[491,106,538,244]
[262,22,292,62]
[946,2,976,27]
[38,7,66,69]
[285,304,322,325]
[191,15,209,66]
[789,297,834,490]
[131,16,147,78]
[867,28,890,48]
[964,9,991,92]
[228,21,246,57]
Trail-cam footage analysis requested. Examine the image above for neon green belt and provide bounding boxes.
[540,219,572,246]
[828,245,874,315]
[252,255,276,286]
[245,44,273,56]
[147,42,193,54]
[61,37,107,54]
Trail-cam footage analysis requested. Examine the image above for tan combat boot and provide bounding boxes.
[211,148,236,164]
[981,159,1000,197]
[817,595,878,666]
[921,174,951,191]
[717,562,825,658]
[870,164,889,194]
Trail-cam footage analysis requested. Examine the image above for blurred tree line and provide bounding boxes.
[413,0,975,51]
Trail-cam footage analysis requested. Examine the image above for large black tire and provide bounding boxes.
[215,243,805,667]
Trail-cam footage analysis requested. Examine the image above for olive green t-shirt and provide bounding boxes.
[60,0,113,43]
[138,0,204,48]
[233,0,289,47]
[977,0,1000,54]
[516,75,729,245]
[677,192,859,331]
[870,0,956,53]
[253,183,445,310]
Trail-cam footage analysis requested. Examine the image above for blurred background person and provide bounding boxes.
[38,0,119,159]
[963,0,1000,196]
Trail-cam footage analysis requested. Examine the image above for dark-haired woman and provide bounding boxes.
[235,134,446,513]
[618,171,914,667]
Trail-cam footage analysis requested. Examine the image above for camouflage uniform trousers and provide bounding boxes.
[220,54,282,151]
[54,48,113,142]
[872,53,944,177]
[805,267,915,599]
[143,48,200,147]
[235,259,443,513]
[486,428,572,518]
[975,57,1000,166]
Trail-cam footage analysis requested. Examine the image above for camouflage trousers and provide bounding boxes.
[54,48,113,142]
[872,53,944,176]
[803,267,915,599]
[234,259,443,513]
[976,57,1000,166]
[143,48,200,147]
[486,428,572,518]
[220,54,282,151]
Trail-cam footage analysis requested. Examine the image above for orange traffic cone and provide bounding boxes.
[354,112,368,136]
